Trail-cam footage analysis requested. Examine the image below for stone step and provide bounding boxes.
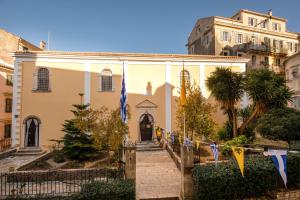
[15,148,45,156]
[136,142,162,152]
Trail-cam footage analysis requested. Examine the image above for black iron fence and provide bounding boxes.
[0,167,124,197]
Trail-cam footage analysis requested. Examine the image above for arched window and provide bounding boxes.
[37,68,50,91]
[100,69,113,92]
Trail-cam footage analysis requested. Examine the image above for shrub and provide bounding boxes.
[77,180,135,200]
[193,153,300,199]
[256,108,300,143]
[53,150,65,163]
[217,127,230,141]
[220,135,249,156]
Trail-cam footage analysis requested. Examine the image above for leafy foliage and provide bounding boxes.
[256,108,300,143]
[176,83,216,139]
[62,104,99,161]
[92,106,130,151]
[193,154,300,199]
[206,67,244,137]
[77,180,135,200]
[220,135,249,156]
[239,69,293,135]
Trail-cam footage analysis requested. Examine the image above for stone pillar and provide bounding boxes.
[125,143,136,181]
[180,144,194,200]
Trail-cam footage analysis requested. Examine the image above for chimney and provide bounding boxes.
[39,40,46,50]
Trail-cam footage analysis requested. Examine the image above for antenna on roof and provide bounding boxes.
[47,32,51,50]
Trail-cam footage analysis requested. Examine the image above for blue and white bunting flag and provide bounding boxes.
[264,149,288,187]
[120,63,127,123]
[210,143,219,165]
[183,137,192,146]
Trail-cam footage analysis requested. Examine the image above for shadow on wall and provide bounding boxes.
[0,67,13,140]
[16,53,225,148]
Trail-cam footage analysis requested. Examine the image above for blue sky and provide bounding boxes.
[0,0,299,54]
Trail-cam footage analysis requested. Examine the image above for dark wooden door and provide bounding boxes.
[140,115,153,141]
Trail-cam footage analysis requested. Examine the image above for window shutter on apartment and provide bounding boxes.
[112,75,115,91]
[220,30,223,41]
[99,75,102,91]
[248,17,251,26]
[33,72,37,90]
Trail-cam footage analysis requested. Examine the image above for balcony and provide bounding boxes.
[0,138,12,152]
[242,43,288,56]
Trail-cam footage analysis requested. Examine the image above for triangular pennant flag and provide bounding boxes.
[180,67,187,106]
[210,143,219,165]
[232,147,245,176]
[196,140,200,150]
[263,149,287,187]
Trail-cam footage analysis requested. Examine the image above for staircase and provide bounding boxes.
[15,147,45,156]
[136,142,162,151]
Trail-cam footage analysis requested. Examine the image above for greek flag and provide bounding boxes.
[120,64,127,123]
[210,143,219,165]
[264,149,287,186]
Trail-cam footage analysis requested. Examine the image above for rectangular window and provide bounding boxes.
[260,20,267,28]
[287,42,293,51]
[101,76,113,91]
[248,17,257,26]
[222,31,229,41]
[273,22,281,31]
[252,55,256,66]
[295,43,298,52]
[273,40,279,49]
[5,98,12,113]
[4,124,11,138]
[275,58,281,66]
[6,74,13,86]
[292,96,300,109]
[236,34,243,44]
[264,56,269,65]
[280,41,283,49]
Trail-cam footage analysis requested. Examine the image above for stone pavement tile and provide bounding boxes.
[136,150,181,199]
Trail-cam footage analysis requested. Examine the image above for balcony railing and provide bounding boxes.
[0,138,12,152]
[243,43,288,56]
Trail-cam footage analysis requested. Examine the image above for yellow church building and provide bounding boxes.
[11,51,248,150]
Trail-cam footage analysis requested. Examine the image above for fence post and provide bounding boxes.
[180,144,194,200]
[125,141,136,181]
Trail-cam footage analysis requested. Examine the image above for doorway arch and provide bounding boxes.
[23,116,41,147]
[139,113,154,142]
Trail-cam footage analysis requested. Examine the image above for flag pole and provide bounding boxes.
[183,61,186,140]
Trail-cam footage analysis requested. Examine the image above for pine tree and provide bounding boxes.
[62,104,98,160]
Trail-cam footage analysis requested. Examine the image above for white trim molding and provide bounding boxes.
[165,62,171,133]
[84,62,91,104]
[12,60,21,147]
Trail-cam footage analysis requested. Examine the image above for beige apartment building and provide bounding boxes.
[0,28,43,150]
[284,52,300,109]
[11,51,248,150]
[187,9,300,73]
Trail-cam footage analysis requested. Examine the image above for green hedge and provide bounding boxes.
[6,180,135,200]
[76,179,135,200]
[193,153,300,200]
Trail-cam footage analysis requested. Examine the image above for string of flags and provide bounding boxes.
[163,131,288,186]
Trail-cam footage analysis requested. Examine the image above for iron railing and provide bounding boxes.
[0,138,12,152]
[0,167,124,197]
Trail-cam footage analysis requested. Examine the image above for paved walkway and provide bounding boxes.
[0,155,39,172]
[136,150,181,199]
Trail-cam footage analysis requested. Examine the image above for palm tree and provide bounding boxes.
[206,68,244,137]
[239,69,293,134]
